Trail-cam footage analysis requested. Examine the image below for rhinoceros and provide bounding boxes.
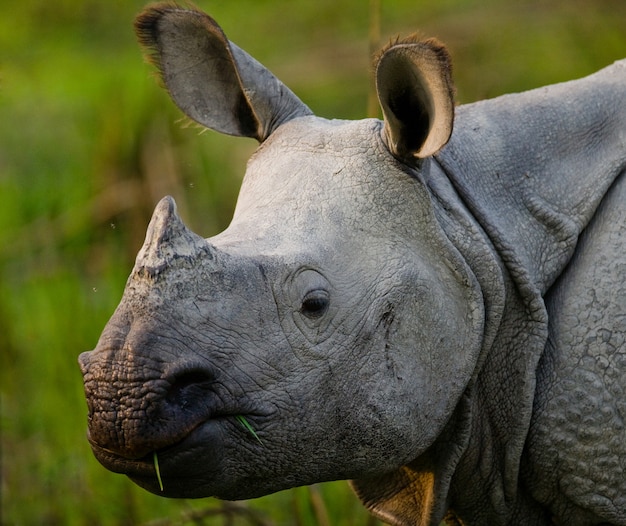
[79,3,626,525]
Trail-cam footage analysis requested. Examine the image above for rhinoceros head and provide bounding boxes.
[79,2,484,515]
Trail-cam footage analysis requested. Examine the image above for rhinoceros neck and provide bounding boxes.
[437,60,626,300]
[425,159,506,371]
[432,60,626,524]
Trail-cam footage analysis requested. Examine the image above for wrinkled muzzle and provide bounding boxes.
[79,197,221,462]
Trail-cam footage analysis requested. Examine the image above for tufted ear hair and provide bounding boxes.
[376,37,455,162]
[135,3,313,142]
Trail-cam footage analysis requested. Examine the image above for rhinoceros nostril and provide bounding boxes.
[166,368,215,409]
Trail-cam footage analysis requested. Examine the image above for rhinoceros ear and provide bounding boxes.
[135,3,312,142]
[376,37,454,162]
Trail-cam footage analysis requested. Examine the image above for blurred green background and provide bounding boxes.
[1,0,624,524]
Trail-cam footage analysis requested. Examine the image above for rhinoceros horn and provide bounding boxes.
[134,196,214,281]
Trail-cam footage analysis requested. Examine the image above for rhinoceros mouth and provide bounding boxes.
[88,413,263,497]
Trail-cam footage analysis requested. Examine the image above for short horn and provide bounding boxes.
[134,196,213,279]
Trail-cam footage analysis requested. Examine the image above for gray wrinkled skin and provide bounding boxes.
[79,4,626,525]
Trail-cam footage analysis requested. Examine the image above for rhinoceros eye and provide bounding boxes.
[300,289,329,319]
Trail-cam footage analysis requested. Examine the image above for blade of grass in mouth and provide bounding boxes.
[153,451,164,492]
[236,415,263,445]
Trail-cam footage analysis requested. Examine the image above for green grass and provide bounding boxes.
[153,452,164,493]
[236,415,264,445]
[1,0,625,524]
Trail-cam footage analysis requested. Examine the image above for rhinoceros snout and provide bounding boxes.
[79,350,218,460]
[78,196,225,462]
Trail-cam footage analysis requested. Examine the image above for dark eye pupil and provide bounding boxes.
[301,293,329,318]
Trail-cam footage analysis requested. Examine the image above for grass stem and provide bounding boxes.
[235,415,263,445]
[153,451,164,492]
